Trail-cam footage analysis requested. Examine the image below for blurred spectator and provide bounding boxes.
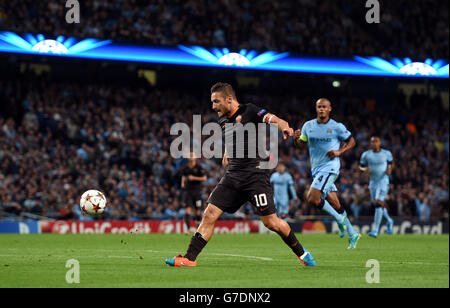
[0,0,447,59]
[415,193,431,222]
[0,77,448,221]
[349,198,360,219]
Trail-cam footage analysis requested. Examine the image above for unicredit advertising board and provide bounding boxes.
[39,220,260,234]
[1,220,446,234]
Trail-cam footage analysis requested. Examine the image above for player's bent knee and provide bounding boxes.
[263,218,282,233]
[264,222,278,232]
[307,188,323,207]
[201,203,222,225]
[307,195,321,207]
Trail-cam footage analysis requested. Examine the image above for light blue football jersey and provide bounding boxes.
[300,119,352,177]
[360,149,393,185]
[270,172,297,203]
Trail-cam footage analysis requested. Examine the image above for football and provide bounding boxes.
[80,190,107,216]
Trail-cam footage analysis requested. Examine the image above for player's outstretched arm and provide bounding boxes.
[266,115,293,140]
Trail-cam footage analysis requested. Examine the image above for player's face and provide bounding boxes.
[277,164,286,173]
[211,92,232,117]
[316,101,331,120]
[370,137,381,150]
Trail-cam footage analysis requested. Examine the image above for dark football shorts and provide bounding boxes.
[184,190,203,209]
[207,168,276,216]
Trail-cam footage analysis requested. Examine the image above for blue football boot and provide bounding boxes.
[347,232,361,249]
[298,249,316,267]
[338,213,347,238]
[369,230,378,238]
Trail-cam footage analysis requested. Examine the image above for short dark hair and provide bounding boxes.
[315,98,331,107]
[211,82,236,100]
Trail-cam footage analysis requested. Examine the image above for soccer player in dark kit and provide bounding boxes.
[181,152,207,232]
[165,82,316,267]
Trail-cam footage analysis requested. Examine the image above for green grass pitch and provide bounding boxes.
[0,233,448,288]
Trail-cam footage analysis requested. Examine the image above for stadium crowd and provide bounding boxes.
[0,78,448,222]
[0,0,448,59]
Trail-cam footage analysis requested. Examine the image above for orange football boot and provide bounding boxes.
[165,255,197,267]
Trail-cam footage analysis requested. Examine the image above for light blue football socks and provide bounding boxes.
[322,200,345,224]
[382,208,393,225]
[373,207,383,234]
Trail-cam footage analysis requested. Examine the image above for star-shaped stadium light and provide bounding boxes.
[0,32,111,55]
[178,45,289,67]
[355,56,449,77]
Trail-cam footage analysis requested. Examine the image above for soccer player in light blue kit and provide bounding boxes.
[294,98,361,249]
[270,162,297,220]
[359,136,394,238]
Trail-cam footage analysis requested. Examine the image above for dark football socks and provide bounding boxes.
[184,232,207,261]
[336,206,345,215]
[317,199,325,210]
[282,229,305,258]
[184,214,191,231]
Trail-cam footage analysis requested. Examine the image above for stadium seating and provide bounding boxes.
[0,0,447,58]
[1,76,448,221]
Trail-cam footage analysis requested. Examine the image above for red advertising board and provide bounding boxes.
[39,220,260,234]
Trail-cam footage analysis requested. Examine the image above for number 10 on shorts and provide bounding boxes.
[254,194,268,207]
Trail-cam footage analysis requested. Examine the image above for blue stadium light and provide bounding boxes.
[438,65,449,76]
[32,39,69,54]
[218,53,251,66]
[25,34,38,46]
[0,31,448,78]
[0,32,33,50]
[432,60,446,70]
[0,32,111,55]
[178,45,289,67]
[246,50,258,61]
[63,37,77,48]
[354,56,448,77]
[211,48,223,59]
